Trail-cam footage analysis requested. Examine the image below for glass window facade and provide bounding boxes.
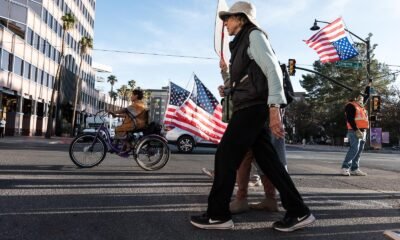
[1,49,12,71]
[28,0,42,16]
[13,56,23,76]
[24,61,31,79]
[31,65,37,82]
[37,68,42,85]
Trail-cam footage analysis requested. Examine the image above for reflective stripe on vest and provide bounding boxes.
[346,102,369,129]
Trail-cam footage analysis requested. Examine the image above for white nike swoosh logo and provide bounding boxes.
[297,215,308,222]
[209,219,221,224]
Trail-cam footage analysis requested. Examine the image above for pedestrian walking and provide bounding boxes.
[190,1,315,232]
[0,118,5,138]
[202,58,287,214]
[341,86,370,176]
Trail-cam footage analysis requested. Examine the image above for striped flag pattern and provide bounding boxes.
[174,75,227,143]
[304,17,359,63]
[163,82,190,126]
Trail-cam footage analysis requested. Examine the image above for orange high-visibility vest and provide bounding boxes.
[346,102,369,129]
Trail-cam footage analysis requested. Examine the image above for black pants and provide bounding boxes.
[0,127,4,138]
[207,104,309,220]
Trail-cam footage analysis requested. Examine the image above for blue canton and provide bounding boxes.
[332,37,359,61]
[191,75,219,115]
[170,82,190,106]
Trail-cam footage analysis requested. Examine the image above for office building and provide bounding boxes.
[0,0,103,136]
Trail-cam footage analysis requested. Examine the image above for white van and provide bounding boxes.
[82,115,120,138]
[163,126,217,153]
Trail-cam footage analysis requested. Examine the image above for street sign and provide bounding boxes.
[335,61,362,69]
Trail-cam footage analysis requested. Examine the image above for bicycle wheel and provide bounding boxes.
[69,134,107,168]
[134,136,170,171]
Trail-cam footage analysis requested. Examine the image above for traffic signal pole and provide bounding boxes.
[294,66,356,93]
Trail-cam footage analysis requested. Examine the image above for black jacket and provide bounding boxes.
[229,24,269,112]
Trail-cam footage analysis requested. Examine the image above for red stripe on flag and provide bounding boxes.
[173,99,227,143]
[304,17,348,63]
[176,101,226,136]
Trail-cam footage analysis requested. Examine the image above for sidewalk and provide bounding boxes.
[0,135,73,145]
[287,143,400,154]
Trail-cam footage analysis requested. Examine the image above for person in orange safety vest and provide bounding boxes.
[341,86,370,176]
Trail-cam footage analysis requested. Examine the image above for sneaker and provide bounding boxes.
[341,168,350,176]
[350,169,367,176]
[229,199,249,214]
[272,213,316,232]
[190,213,234,230]
[201,168,214,179]
[250,197,278,212]
[248,174,261,187]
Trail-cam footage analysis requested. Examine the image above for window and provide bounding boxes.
[47,13,53,29]
[26,28,33,45]
[55,50,60,63]
[57,23,62,37]
[50,46,55,60]
[39,37,45,54]
[1,50,12,71]
[42,8,48,23]
[54,21,58,34]
[24,61,31,79]
[43,72,48,86]
[13,56,23,76]
[31,65,37,82]
[37,69,43,85]
[46,41,51,58]
[52,18,57,32]
[49,75,54,89]
[13,0,28,4]
[10,1,28,23]
[33,33,39,50]
[28,0,42,17]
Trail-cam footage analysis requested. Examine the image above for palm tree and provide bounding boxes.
[45,13,76,138]
[128,79,136,90]
[107,75,118,111]
[109,91,118,111]
[70,36,93,136]
[107,75,118,95]
[117,85,129,108]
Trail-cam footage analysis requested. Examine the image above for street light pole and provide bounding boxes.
[310,19,373,149]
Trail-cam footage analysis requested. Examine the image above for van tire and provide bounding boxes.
[177,135,195,153]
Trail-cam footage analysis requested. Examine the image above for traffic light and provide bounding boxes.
[288,59,296,76]
[372,95,381,112]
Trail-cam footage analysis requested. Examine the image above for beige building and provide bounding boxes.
[145,86,168,125]
[0,0,120,136]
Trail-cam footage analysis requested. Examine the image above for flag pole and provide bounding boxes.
[220,26,225,61]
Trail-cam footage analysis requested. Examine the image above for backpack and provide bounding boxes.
[279,63,295,108]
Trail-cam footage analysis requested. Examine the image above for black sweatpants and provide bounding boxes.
[207,104,309,220]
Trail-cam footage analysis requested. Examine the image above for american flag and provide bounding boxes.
[163,82,190,126]
[174,75,227,143]
[304,17,359,63]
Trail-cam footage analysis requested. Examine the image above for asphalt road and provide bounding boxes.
[0,139,399,240]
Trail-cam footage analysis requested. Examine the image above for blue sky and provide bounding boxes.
[92,0,400,97]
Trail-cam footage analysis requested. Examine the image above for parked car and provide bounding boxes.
[163,126,217,153]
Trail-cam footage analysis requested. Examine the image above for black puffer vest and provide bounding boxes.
[229,23,269,112]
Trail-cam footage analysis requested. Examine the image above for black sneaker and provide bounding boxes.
[272,213,316,232]
[190,213,234,230]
